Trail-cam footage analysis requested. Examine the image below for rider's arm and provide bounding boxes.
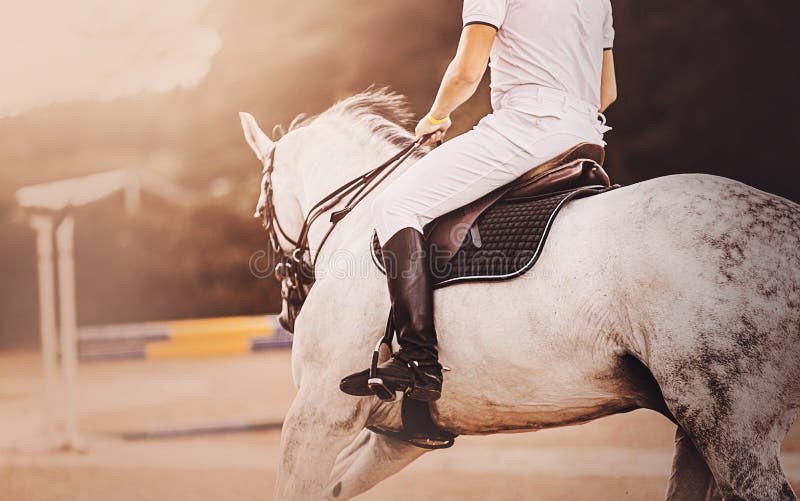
[415,24,496,142]
[600,49,617,112]
[429,24,496,121]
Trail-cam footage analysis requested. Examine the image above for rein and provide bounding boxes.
[263,134,430,313]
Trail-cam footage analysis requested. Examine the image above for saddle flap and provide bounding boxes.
[424,189,506,262]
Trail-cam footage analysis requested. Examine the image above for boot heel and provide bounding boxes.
[407,386,442,402]
[368,378,396,402]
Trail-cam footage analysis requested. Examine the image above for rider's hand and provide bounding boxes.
[415,114,452,146]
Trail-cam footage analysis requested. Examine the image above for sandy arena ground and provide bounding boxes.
[1,349,798,500]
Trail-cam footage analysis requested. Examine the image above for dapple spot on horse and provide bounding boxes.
[240,89,800,500]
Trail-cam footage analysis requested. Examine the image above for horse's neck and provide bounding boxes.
[297,135,408,268]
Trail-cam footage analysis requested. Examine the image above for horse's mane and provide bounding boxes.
[283,87,421,150]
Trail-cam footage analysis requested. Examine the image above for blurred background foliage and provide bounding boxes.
[1,0,798,346]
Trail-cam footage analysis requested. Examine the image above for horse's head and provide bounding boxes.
[239,112,305,237]
[239,112,310,333]
[238,89,421,332]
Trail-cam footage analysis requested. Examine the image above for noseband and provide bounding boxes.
[261,135,429,329]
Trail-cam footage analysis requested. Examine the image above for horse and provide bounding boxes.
[239,89,800,500]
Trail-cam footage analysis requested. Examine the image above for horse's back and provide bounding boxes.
[571,174,800,300]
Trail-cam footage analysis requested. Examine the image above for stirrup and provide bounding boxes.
[368,333,396,402]
[368,316,397,402]
[368,377,396,402]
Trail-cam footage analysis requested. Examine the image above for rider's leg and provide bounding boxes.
[341,109,598,401]
[376,226,442,401]
[339,224,443,401]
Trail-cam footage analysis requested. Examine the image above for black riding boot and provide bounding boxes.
[340,228,443,402]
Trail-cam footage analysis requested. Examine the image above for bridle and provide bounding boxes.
[262,136,429,321]
[261,135,430,327]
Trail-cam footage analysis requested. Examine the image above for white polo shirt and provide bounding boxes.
[463,0,615,110]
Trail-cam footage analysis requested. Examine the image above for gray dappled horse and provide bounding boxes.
[240,90,800,500]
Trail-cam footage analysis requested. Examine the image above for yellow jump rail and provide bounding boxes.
[77,315,292,361]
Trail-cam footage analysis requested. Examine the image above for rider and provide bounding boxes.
[341,0,617,401]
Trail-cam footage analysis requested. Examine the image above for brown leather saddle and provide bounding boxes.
[426,142,608,259]
[371,142,614,287]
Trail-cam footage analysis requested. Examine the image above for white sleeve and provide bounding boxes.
[462,0,507,30]
[603,0,615,50]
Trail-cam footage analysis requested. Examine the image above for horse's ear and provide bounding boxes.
[239,112,274,162]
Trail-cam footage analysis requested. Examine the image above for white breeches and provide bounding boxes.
[373,85,611,245]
